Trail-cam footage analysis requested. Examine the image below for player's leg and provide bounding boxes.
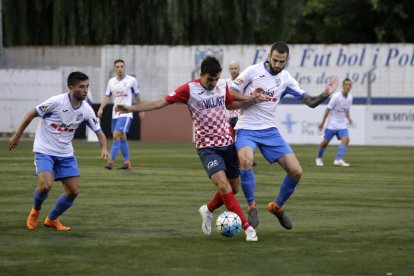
[105,118,119,169]
[316,129,334,166]
[27,153,54,230]
[118,117,132,169]
[334,129,350,166]
[45,156,80,231]
[236,129,258,227]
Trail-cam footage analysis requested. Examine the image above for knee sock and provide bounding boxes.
[33,188,48,211]
[48,194,74,220]
[317,146,326,158]
[221,192,249,230]
[110,140,121,161]
[336,144,347,160]
[207,191,223,212]
[240,169,256,206]
[120,139,130,162]
[275,175,299,208]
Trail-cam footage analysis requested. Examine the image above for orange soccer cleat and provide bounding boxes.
[26,208,40,230]
[44,216,71,231]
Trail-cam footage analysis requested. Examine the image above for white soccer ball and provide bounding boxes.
[215,211,242,237]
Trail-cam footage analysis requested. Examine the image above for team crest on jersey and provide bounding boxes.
[39,105,49,112]
[274,76,281,87]
[123,82,127,87]
[76,114,83,121]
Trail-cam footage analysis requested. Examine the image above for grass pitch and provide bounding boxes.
[1,140,413,275]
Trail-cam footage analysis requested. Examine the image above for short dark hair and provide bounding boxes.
[270,42,289,56]
[114,59,125,66]
[200,56,222,76]
[343,78,352,84]
[67,71,89,87]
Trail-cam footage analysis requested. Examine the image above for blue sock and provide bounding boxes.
[49,194,74,220]
[336,144,347,160]
[317,146,326,158]
[120,139,130,162]
[240,169,256,206]
[33,188,48,211]
[275,175,299,207]
[111,140,121,161]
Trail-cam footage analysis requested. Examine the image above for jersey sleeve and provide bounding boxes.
[35,95,60,117]
[283,73,306,100]
[84,105,102,132]
[225,83,234,105]
[131,77,140,95]
[164,82,190,104]
[327,92,339,110]
[230,66,253,93]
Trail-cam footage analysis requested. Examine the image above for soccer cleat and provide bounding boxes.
[26,208,40,230]
[44,216,71,231]
[245,226,258,242]
[267,202,292,230]
[247,202,259,228]
[333,159,350,167]
[117,161,131,170]
[315,158,324,166]
[198,205,212,235]
[104,161,113,170]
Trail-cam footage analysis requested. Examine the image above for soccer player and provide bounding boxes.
[116,56,262,242]
[226,61,241,129]
[230,42,338,230]
[9,71,110,231]
[316,78,353,167]
[97,59,144,170]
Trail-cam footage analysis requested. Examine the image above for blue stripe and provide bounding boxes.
[280,97,414,105]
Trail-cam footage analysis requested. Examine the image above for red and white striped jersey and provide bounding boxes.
[165,79,234,149]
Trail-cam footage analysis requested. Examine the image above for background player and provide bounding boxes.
[116,56,262,241]
[9,71,110,231]
[316,78,353,167]
[226,61,241,129]
[97,59,144,170]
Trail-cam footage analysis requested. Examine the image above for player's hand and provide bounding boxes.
[318,123,324,131]
[9,134,20,151]
[97,109,103,118]
[115,104,131,114]
[348,118,353,125]
[101,150,111,161]
[139,111,145,121]
[251,88,266,103]
[324,75,339,95]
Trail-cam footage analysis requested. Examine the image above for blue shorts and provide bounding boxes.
[324,129,349,141]
[35,153,80,181]
[111,117,132,133]
[236,128,293,164]
[197,145,240,179]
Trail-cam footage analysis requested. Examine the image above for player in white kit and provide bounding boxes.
[98,59,144,170]
[316,78,353,167]
[9,72,110,231]
[230,42,339,230]
[116,57,263,241]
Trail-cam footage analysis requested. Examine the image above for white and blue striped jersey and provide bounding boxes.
[105,74,139,119]
[231,61,306,130]
[34,93,101,157]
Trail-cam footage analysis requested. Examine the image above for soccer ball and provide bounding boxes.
[215,211,242,237]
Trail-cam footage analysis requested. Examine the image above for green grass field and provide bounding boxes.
[1,140,413,275]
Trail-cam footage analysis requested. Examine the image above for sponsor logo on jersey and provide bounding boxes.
[197,96,225,109]
[233,77,244,86]
[207,160,219,169]
[39,105,49,112]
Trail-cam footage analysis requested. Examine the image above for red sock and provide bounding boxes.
[207,192,223,212]
[221,192,250,230]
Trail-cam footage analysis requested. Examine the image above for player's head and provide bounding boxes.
[342,78,352,95]
[67,71,89,101]
[200,56,222,90]
[228,61,240,80]
[114,59,126,78]
[268,42,289,75]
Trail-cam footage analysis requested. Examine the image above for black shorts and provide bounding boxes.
[197,144,239,179]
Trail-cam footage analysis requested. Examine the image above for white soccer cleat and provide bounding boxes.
[315,158,324,166]
[333,159,350,167]
[245,226,258,242]
[199,205,212,235]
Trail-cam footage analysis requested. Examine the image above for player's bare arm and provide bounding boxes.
[227,88,264,110]
[97,95,110,117]
[301,76,339,108]
[135,94,146,120]
[96,130,111,160]
[318,109,330,130]
[116,97,170,113]
[9,110,37,151]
